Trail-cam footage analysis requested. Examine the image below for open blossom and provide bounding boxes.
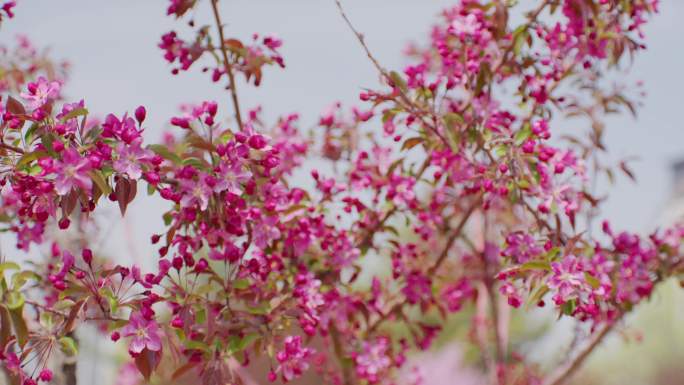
[386,174,416,207]
[213,159,251,194]
[274,335,314,382]
[293,271,325,321]
[53,148,92,195]
[354,337,393,383]
[502,233,543,263]
[547,255,591,305]
[179,174,212,210]
[121,312,162,355]
[450,13,481,36]
[113,139,152,179]
[441,279,473,312]
[252,214,281,249]
[20,76,60,109]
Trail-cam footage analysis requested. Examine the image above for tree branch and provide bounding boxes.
[541,318,621,385]
[210,0,244,131]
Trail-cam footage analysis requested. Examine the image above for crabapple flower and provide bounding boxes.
[53,148,92,195]
[354,337,393,383]
[179,175,212,210]
[20,76,60,109]
[274,335,314,382]
[113,139,152,179]
[121,312,162,355]
[213,159,251,195]
[547,255,592,305]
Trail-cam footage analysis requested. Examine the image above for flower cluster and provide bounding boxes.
[0,1,681,385]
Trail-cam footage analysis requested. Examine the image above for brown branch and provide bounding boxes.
[428,196,481,275]
[333,0,449,145]
[541,317,621,385]
[356,156,432,249]
[0,142,24,154]
[210,0,244,131]
[366,197,480,335]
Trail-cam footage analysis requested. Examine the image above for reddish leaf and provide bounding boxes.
[0,305,11,349]
[115,178,137,215]
[134,347,162,381]
[171,361,199,380]
[6,96,25,116]
[62,299,86,333]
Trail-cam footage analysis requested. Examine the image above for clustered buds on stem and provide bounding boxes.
[0,1,680,385]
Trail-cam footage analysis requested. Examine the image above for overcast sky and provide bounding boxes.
[2,0,683,261]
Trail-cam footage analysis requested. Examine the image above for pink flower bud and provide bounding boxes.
[38,369,53,382]
[135,105,146,123]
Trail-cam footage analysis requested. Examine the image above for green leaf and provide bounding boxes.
[561,299,576,316]
[512,26,529,55]
[520,261,551,271]
[9,305,28,348]
[0,262,20,276]
[182,157,207,169]
[148,144,182,164]
[526,284,549,309]
[389,71,408,94]
[494,145,508,157]
[246,303,270,315]
[23,123,40,144]
[11,270,40,290]
[184,339,210,352]
[514,123,532,146]
[89,170,112,195]
[232,279,250,290]
[16,151,47,169]
[59,336,78,356]
[584,272,601,289]
[99,287,119,314]
[60,107,89,122]
[5,291,24,310]
[228,333,259,354]
[401,137,423,151]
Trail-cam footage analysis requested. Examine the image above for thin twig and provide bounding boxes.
[210,0,244,131]
[428,196,481,275]
[0,142,24,154]
[333,0,449,145]
[541,317,621,385]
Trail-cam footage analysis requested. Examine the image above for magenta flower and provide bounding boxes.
[214,160,251,195]
[121,312,162,355]
[20,76,61,109]
[274,335,314,382]
[54,148,92,195]
[179,174,212,210]
[354,337,392,384]
[113,139,152,179]
[548,255,591,305]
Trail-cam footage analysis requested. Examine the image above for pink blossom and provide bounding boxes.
[213,160,251,195]
[354,337,392,383]
[274,335,314,382]
[548,255,591,305]
[121,312,162,355]
[53,148,92,195]
[113,139,152,179]
[179,175,212,210]
[20,76,60,109]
